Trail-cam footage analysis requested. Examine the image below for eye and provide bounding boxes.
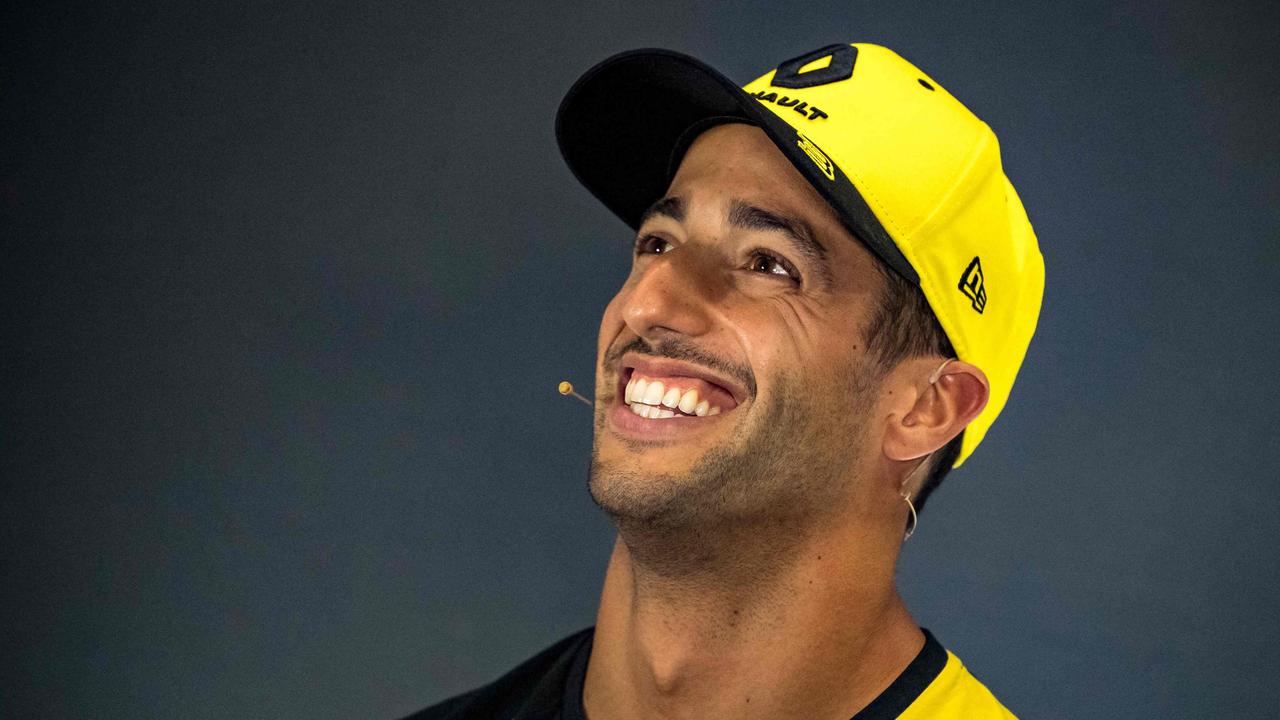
[747,249,801,284]
[633,234,672,256]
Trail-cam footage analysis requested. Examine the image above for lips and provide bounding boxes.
[618,355,746,409]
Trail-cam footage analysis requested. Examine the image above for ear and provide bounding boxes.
[882,359,990,464]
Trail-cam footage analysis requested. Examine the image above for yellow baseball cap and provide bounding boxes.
[556,43,1045,468]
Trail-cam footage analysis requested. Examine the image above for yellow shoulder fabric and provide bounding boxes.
[898,651,1017,719]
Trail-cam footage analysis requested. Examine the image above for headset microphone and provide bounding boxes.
[557,381,593,407]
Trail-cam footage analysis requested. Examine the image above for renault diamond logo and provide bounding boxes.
[959,256,986,313]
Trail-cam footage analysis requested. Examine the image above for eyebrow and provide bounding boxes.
[639,196,684,225]
[727,199,833,288]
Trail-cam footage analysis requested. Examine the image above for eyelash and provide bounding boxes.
[632,234,802,285]
[632,234,671,257]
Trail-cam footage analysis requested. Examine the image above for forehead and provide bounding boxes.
[664,123,879,279]
[670,123,826,204]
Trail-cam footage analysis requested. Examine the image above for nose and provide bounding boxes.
[620,246,716,343]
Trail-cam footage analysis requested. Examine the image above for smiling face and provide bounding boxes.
[588,122,893,532]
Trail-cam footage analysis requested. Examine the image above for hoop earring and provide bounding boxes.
[900,453,930,541]
[901,490,919,540]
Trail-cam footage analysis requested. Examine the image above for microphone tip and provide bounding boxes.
[558,381,573,395]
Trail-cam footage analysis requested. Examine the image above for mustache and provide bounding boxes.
[607,336,757,398]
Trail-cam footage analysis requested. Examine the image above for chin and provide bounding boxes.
[587,454,699,526]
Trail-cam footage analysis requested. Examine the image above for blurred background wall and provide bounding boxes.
[3,1,1277,717]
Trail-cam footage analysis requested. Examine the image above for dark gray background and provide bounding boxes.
[3,1,1277,718]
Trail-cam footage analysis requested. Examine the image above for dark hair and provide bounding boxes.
[861,258,964,515]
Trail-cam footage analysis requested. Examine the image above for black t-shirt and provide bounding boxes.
[404,627,968,720]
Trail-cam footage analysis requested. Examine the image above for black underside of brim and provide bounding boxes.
[555,48,918,285]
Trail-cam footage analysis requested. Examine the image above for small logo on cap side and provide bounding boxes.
[959,256,986,313]
[796,132,836,181]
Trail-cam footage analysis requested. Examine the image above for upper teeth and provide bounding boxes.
[625,376,723,418]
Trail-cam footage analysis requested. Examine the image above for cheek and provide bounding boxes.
[597,291,629,357]
[749,312,866,407]
[730,300,821,367]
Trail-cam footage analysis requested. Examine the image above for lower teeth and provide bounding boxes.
[630,403,679,419]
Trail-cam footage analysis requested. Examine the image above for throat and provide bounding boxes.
[590,537,919,720]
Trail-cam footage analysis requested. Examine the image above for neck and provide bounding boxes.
[583,510,923,720]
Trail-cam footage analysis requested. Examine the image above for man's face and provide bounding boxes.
[588,123,890,531]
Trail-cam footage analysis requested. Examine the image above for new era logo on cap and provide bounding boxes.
[959,256,987,314]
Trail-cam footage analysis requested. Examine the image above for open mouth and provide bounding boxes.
[614,356,745,422]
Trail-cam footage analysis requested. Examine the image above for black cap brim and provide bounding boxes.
[554,48,917,284]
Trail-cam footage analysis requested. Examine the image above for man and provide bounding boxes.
[411,42,1044,719]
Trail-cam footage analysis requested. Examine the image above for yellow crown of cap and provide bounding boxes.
[742,43,1045,468]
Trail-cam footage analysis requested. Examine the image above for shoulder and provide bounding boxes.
[899,647,1017,720]
[400,627,594,720]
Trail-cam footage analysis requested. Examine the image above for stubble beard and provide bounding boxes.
[587,363,879,579]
